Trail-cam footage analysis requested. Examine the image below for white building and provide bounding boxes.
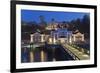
[46,22,58,30]
[51,28,72,44]
[30,32,45,43]
[30,29,84,44]
[72,32,84,42]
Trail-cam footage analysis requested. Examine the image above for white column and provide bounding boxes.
[41,35,44,42]
[53,34,56,44]
[57,33,59,43]
[82,34,84,41]
[30,34,33,43]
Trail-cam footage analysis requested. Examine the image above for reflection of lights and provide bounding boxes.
[29,43,34,62]
[30,51,34,62]
[41,50,45,62]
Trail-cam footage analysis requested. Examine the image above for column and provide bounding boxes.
[30,34,33,43]
[53,34,56,44]
[82,34,84,41]
[41,35,43,42]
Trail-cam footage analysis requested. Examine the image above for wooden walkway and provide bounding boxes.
[62,44,90,60]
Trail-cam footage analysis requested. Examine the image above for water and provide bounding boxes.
[21,44,74,63]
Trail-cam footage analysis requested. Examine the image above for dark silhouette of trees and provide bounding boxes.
[81,15,90,33]
[68,14,90,38]
[39,15,47,27]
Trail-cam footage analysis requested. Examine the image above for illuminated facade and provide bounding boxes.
[30,29,84,44]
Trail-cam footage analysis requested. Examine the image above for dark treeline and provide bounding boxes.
[67,15,90,38]
[68,15,90,34]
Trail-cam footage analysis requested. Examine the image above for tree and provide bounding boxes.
[81,14,90,38]
[39,15,47,27]
[81,15,90,33]
[67,14,90,38]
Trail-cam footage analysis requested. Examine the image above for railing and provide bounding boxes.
[62,45,80,60]
[62,44,90,60]
[69,44,90,55]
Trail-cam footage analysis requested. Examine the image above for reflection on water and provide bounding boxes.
[21,44,74,63]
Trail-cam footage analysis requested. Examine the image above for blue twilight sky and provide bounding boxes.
[21,9,89,23]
